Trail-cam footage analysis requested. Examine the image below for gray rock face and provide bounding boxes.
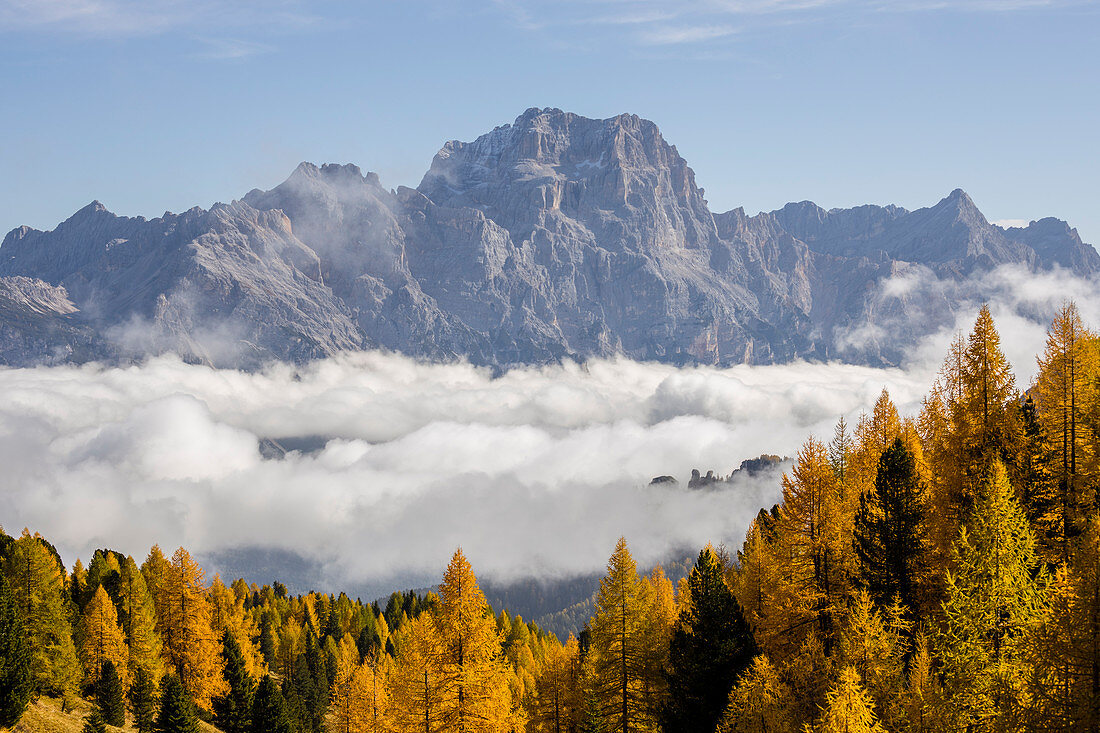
[1,108,1096,369]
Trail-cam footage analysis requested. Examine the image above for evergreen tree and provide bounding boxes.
[119,555,164,682]
[82,710,108,733]
[130,666,159,733]
[662,546,757,733]
[259,612,278,669]
[155,674,201,733]
[252,675,293,733]
[0,572,33,727]
[213,629,255,733]
[97,660,126,727]
[853,438,929,615]
[935,461,1047,730]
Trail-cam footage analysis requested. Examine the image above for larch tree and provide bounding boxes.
[1,529,81,699]
[774,437,854,659]
[662,546,757,733]
[81,584,130,690]
[153,547,225,710]
[717,655,795,733]
[389,613,444,733]
[1033,302,1098,560]
[0,571,33,727]
[818,667,886,733]
[434,548,513,733]
[329,651,389,733]
[837,592,909,730]
[731,508,784,653]
[530,635,581,733]
[209,576,264,679]
[1022,514,1100,731]
[935,461,1048,730]
[587,537,661,733]
[961,306,1022,500]
[119,555,165,682]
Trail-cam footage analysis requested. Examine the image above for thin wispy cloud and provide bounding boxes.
[193,37,273,61]
[0,0,316,46]
[496,0,1090,49]
[639,23,737,44]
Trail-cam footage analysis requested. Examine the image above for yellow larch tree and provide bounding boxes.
[80,585,130,689]
[389,613,444,733]
[435,548,514,733]
[773,437,855,661]
[329,640,388,733]
[818,667,886,733]
[1,529,81,699]
[1022,514,1100,731]
[717,655,795,733]
[587,537,662,733]
[152,547,225,709]
[209,575,264,678]
[1033,301,1098,560]
[529,635,582,733]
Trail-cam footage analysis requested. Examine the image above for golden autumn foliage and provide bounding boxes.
[79,585,129,689]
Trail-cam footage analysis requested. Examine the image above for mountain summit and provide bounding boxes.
[1,109,1095,368]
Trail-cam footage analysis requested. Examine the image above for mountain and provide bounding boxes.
[1,108,1095,369]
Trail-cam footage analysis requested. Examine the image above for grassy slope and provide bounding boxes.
[2,697,221,733]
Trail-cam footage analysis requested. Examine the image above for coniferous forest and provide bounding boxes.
[5,302,1100,732]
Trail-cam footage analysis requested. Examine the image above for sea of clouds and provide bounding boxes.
[1,264,1098,595]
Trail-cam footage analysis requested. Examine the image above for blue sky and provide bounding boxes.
[1,0,1097,244]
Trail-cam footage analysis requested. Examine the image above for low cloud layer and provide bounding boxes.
[3,263,1097,595]
[0,353,930,594]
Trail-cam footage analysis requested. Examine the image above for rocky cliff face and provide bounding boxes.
[1,108,1095,369]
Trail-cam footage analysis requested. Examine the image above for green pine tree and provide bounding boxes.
[0,572,34,727]
[96,659,126,727]
[213,629,255,733]
[82,710,108,733]
[155,674,200,733]
[251,675,294,733]
[853,438,929,615]
[662,546,757,733]
[129,666,158,733]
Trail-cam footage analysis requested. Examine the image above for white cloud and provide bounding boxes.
[638,23,738,44]
[992,218,1032,229]
[0,0,314,39]
[0,351,932,594]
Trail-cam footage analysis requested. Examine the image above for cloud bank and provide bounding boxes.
[3,263,1098,595]
[0,352,931,595]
